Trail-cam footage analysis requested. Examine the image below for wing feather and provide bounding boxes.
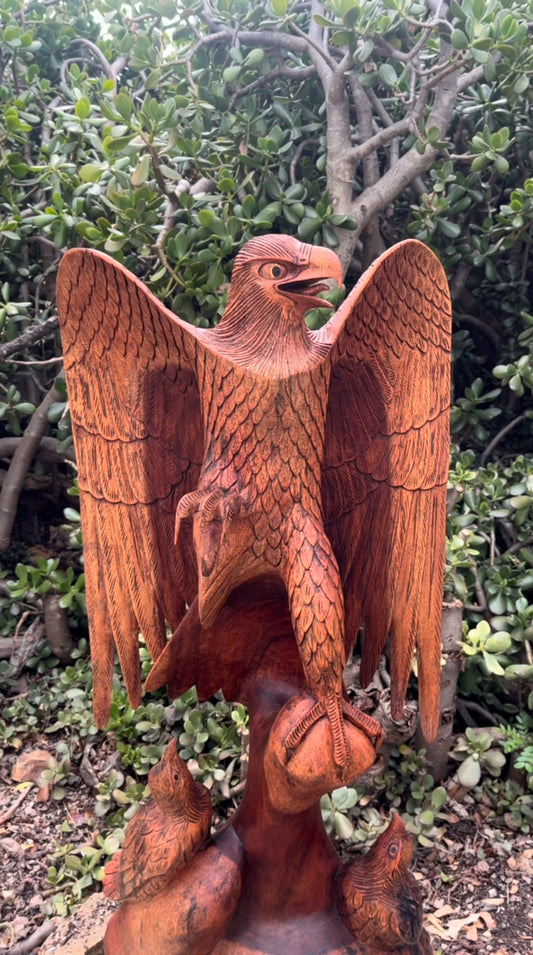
[57,249,204,725]
[316,240,451,740]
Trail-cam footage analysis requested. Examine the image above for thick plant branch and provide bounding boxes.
[230,63,315,107]
[191,12,502,279]
[290,17,338,72]
[186,2,498,277]
[197,24,310,59]
[374,24,435,64]
[290,138,320,185]
[481,415,527,463]
[0,316,59,362]
[346,92,429,165]
[7,923,56,955]
[0,376,64,552]
[309,0,326,47]
[42,592,76,662]
[72,38,127,81]
[321,68,352,228]
[348,74,384,265]
[154,177,215,284]
[335,49,458,273]
[0,435,74,463]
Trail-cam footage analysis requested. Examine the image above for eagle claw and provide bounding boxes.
[175,488,243,546]
[284,695,383,770]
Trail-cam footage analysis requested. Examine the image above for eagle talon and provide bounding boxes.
[174,488,206,544]
[342,701,383,750]
[284,695,383,770]
[175,489,243,548]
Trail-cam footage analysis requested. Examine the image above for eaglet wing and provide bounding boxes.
[57,250,204,727]
[314,240,451,741]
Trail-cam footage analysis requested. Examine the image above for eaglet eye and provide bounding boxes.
[259,262,288,280]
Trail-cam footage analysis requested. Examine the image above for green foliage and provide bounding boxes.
[0,384,35,435]
[0,644,248,914]
[447,452,533,713]
[321,785,361,841]
[320,746,448,850]
[501,713,533,779]
[451,727,507,788]
[44,832,121,917]
[9,557,86,614]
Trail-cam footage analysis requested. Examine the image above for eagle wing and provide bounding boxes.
[57,249,204,726]
[314,240,451,740]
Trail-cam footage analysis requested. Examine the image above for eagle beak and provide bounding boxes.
[308,245,343,292]
[278,245,343,310]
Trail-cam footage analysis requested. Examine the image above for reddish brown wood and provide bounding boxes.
[103,737,212,901]
[56,235,450,953]
[104,827,245,955]
[106,624,431,954]
[335,814,432,951]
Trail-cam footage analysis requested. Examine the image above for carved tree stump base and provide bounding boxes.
[104,652,433,955]
[211,912,365,954]
[213,930,432,955]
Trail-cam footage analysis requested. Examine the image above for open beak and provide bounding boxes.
[278,245,343,310]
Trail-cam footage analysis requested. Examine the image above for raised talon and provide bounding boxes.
[200,489,227,521]
[175,488,244,543]
[174,488,206,544]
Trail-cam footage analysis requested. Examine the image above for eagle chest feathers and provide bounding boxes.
[197,352,331,550]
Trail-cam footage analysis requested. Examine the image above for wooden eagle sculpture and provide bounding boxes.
[56,234,451,771]
[103,737,212,902]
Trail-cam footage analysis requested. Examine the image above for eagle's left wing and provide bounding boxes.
[314,240,451,740]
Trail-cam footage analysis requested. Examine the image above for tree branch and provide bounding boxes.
[0,316,59,363]
[347,74,385,266]
[72,38,127,84]
[0,376,65,553]
[0,435,74,463]
[346,90,429,166]
[195,24,310,60]
[338,46,458,272]
[481,415,527,463]
[230,63,315,107]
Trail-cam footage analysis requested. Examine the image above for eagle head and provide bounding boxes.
[227,234,343,320]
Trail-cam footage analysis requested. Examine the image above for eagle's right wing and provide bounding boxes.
[57,249,204,725]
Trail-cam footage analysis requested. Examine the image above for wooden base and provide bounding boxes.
[104,634,432,955]
[211,910,363,954]
[213,928,432,955]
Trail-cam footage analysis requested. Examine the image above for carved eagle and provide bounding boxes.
[57,235,450,765]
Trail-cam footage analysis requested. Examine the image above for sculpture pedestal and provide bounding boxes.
[212,913,362,954]
[104,639,432,955]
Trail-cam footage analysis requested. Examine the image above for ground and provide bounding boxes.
[0,743,532,955]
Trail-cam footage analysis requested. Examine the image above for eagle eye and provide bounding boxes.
[388,842,400,859]
[259,262,287,280]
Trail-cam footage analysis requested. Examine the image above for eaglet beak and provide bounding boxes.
[277,245,343,311]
